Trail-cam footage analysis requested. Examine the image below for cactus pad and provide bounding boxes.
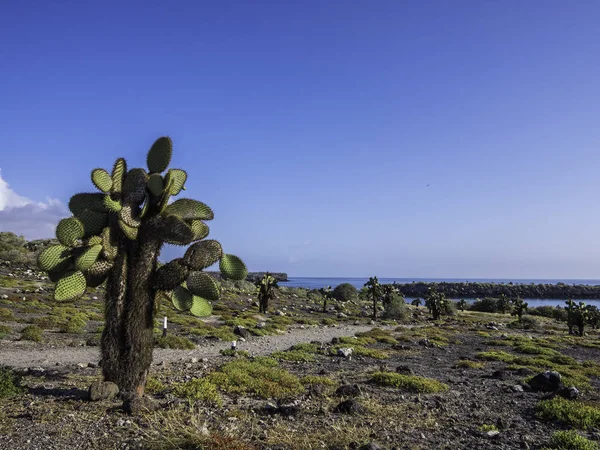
[86,259,113,277]
[75,244,103,271]
[56,217,85,247]
[153,258,189,291]
[74,209,109,237]
[38,245,72,272]
[123,168,148,204]
[69,193,107,215]
[165,169,187,195]
[159,215,195,245]
[183,240,223,271]
[219,254,248,281]
[163,198,214,221]
[147,136,173,173]
[171,286,193,312]
[111,158,127,193]
[87,235,102,246]
[118,219,139,240]
[186,272,220,300]
[101,227,118,261]
[147,174,164,197]
[54,271,87,301]
[103,194,122,212]
[189,220,209,241]
[91,168,113,193]
[119,204,141,228]
[190,296,212,317]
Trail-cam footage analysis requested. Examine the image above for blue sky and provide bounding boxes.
[1,1,599,278]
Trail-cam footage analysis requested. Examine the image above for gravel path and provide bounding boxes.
[0,324,389,369]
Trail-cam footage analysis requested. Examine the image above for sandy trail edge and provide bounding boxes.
[0,324,394,369]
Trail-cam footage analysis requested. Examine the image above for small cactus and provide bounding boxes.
[319,285,334,313]
[256,272,278,314]
[510,297,528,322]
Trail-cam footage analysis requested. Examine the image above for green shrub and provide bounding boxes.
[20,325,43,342]
[0,308,14,321]
[508,316,539,330]
[59,315,87,334]
[455,360,484,369]
[479,424,498,432]
[0,325,10,339]
[0,366,23,398]
[470,298,499,313]
[154,335,196,349]
[173,377,223,407]
[536,397,600,429]
[529,306,568,322]
[145,377,167,395]
[371,371,448,393]
[332,283,358,302]
[543,430,599,450]
[382,296,409,320]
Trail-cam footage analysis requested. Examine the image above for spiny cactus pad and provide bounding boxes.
[123,168,148,204]
[87,235,103,246]
[172,286,193,312]
[163,198,214,221]
[154,259,189,291]
[38,245,73,272]
[101,227,118,261]
[118,219,139,240]
[160,215,195,245]
[75,244,103,271]
[56,218,85,247]
[190,297,212,317]
[54,271,87,301]
[119,204,141,228]
[183,240,223,270]
[189,220,209,241]
[186,272,220,301]
[147,174,164,197]
[69,193,107,215]
[146,136,173,173]
[165,169,187,195]
[74,209,109,237]
[103,194,122,212]
[219,254,248,281]
[86,259,113,277]
[111,158,127,194]
[92,168,113,193]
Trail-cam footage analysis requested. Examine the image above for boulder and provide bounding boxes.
[333,399,366,415]
[233,325,249,339]
[528,371,562,392]
[88,381,119,401]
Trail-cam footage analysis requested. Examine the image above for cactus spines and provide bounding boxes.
[37,136,246,401]
[163,198,214,221]
[56,217,85,247]
[186,272,220,300]
[54,271,87,301]
[92,168,113,193]
[183,240,222,270]
[146,174,164,197]
[146,136,173,173]
[219,254,248,281]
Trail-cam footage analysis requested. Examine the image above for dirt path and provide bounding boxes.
[0,324,391,369]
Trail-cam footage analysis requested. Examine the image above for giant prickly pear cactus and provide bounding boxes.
[37,136,248,399]
[256,272,278,314]
[364,276,383,320]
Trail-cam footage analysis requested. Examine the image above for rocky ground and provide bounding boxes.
[1,260,600,450]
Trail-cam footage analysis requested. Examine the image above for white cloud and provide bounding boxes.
[0,169,68,240]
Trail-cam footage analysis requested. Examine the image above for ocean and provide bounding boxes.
[279,277,600,308]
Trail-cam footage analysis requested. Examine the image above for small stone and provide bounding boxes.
[333,399,367,415]
[557,386,579,400]
[335,384,361,397]
[492,370,510,380]
[87,362,98,368]
[77,363,88,368]
[395,365,413,375]
[88,381,119,401]
[511,385,524,392]
[190,357,198,363]
[486,430,500,438]
[123,396,159,415]
[233,325,249,339]
[256,321,267,329]
[337,347,353,358]
[358,443,386,450]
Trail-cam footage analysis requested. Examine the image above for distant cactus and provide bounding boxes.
[256,272,278,313]
[319,285,334,313]
[364,276,383,320]
[37,136,247,400]
[411,298,422,308]
[510,297,528,322]
[457,299,467,312]
[382,283,399,308]
[425,288,448,320]
[497,294,510,314]
[566,299,575,334]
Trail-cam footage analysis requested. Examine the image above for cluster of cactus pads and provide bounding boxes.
[37,136,247,317]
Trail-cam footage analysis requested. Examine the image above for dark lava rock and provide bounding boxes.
[88,381,119,401]
[395,365,413,375]
[335,384,362,397]
[233,325,249,339]
[333,399,367,415]
[358,443,387,450]
[263,402,300,417]
[491,369,510,380]
[123,396,159,415]
[331,337,340,344]
[557,386,580,400]
[528,371,562,392]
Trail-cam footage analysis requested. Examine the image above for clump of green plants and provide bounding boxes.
[382,293,409,321]
[356,328,398,345]
[20,325,43,342]
[332,283,358,302]
[59,315,88,334]
[542,430,599,450]
[0,325,10,339]
[536,397,600,429]
[272,343,320,362]
[145,376,167,395]
[322,318,337,326]
[0,308,14,321]
[479,424,498,432]
[371,371,448,393]
[189,324,238,342]
[256,272,278,314]
[0,366,24,398]
[207,357,304,399]
[455,360,484,369]
[425,288,453,320]
[154,335,196,349]
[172,377,223,407]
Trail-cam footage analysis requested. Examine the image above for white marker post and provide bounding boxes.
[162,316,168,338]
[231,341,237,351]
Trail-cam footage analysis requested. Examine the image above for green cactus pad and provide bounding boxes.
[189,220,209,241]
[172,286,193,312]
[74,209,109,237]
[147,136,173,173]
[111,158,127,194]
[91,168,113,193]
[147,173,164,197]
[75,244,102,271]
[183,240,223,271]
[87,235,102,246]
[123,168,148,204]
[56,217,85,247]
[219,254,248,281]
[139,192,150,218]
[159,215,195,245]
[38,245,72,272]
[103,194,122,212]
[186,272,220,301]
[54,271,87,301]
[86,259,113,277]
[119,204,141,228]
[162,198,214,221]
[153,258,189,291]
[118,219,138,240]
[101,227,118,261]
[69,193,107,215]
[190,296,212,317]
[165,169,187,195]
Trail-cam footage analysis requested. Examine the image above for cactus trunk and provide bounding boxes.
[101,222,161,397]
